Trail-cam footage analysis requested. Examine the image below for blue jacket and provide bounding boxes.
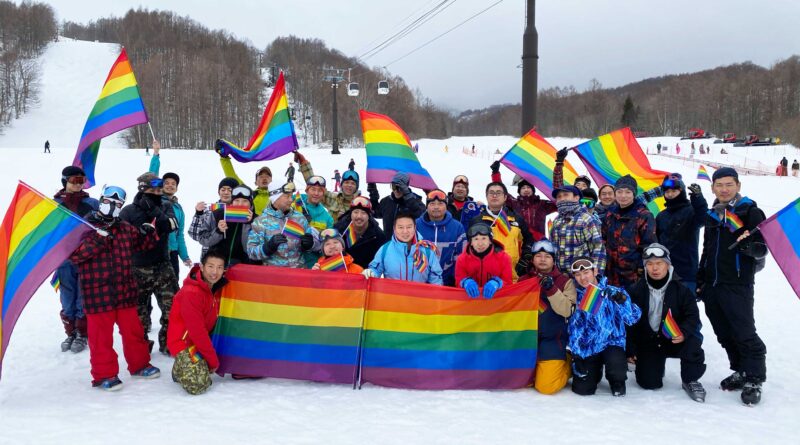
[247,205,314,268]
[368,236,443,285]
[655,190,707,282]
[149,154,189,261]
[415,211,466,286]
[568,277,641,358]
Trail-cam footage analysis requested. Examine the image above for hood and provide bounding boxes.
[182,265,228,294]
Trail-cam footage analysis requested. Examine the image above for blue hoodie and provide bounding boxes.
[368,235,443,285]
[415,211,467,286]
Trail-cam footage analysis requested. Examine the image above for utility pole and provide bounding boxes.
[323,68,345,154]
[521,0,538,136]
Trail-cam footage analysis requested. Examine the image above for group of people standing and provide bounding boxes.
[51,141,768,406]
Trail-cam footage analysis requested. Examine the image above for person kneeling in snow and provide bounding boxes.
[70,185,161,391]
[569,257,641,397]
[311,228,364,275]
[364,213,443,285]
[454,223,512,299]
[167,249,228,395]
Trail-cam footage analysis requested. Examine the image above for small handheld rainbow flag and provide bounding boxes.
[661,309,683,339]
[538,298,549,314]
[282,219,305,239]
[318,254,346,272]
[224,205,251,223]
[209,203,224,212]
[50,273,60,293]
[344,224,358,248]
[291,192,305,213]
[493,210,511,236]
[697,165,711,182]
[578,284,603,315]
[187,345,203,363]
[725,210,745,233]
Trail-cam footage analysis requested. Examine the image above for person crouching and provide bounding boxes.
[312,228,364,274]
[454,222,512,299]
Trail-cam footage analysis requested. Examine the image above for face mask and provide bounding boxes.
[98,199,123,218]
[556,200,580,215]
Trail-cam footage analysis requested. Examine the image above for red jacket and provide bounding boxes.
[167,266,226,369]
[454,240,513,287]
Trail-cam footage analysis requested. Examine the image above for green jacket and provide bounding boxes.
[299,160,358,222]
[219,157,271,215]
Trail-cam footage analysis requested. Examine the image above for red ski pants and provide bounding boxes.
[87,307,152,382]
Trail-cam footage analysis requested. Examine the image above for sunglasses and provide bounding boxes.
[643,245,668,260]
[307,176,327,187]
[351,196,372,210]
[579,198,596,209]
[320,228,341,240]
[426,190,447,203]
[467,223,492,238]
[66,176,86,185]
[570,258,596,273]
[531,240,556,255]
[232,186,252,198]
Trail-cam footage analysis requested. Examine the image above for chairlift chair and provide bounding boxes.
[377,80,390,95]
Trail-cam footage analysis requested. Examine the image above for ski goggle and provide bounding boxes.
[306,176,327,187]
[467,223,492,238]
[66,176,86,185]
[342,170,359,182]
[426,190,447,203]
[453,175,469,186]
[320,228,341,240]
[662,179,684,190]
[101,185,127,202]
[100,197,124,208]
[231,186,252,198]
[643,245,669,260]
[570,258,596,273]
[531,240,556,255]
[269,183,296,196]
[350,196,372,210]
[148,179,164,188]
[579,198,596,209]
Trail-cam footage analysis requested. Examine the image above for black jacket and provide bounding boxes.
[119,191,177,267]
[655,190,707,282]
[368,186,426,238]
[334,213,388,269]
[446,192,473,221]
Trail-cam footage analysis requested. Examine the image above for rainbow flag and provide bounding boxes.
[759,196,800,299]
[360,278,539,389]
[291,192,305,214]
[538,297,549,314]
[72,48,149,187]
[211,265,366,383]
[697,165,711,182]
[359,110,438,190]
[661,309,682,339]
[224,205,251,223]
[319,255,346,272]
[578,284,603,315]
[492,210,511,236]
[344,224,357,248]
[209,203,224,212]
[500,129,580,197]
[49,273,60,293]
[216,72,298,162]
[0,182,94,377]
[725,210,744,233]
[282,219,305,239]
[572,128,670,214]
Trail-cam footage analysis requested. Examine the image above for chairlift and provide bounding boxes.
[377,80,390,95]
[347,82,360,97]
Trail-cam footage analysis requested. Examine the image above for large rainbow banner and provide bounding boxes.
[212,265,539,390]
[216,72,299,162]
[0,182,93,378]
[573,127,670,214]
[73,48,149,187]
[759,196,800,300]
[359,110,438,190]
[500,129,580,198]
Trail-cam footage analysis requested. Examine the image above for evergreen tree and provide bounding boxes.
[621,95,638,127]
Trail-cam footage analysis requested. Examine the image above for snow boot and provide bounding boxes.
[60,333,76,352]
[741,382,762,406]
[70,333,87,353]
[60,311,75,352]
[682,381,706,403]
[610,381,626,397]
[132,365,161,379]
[92,376,123,391]
[720,371,745,391]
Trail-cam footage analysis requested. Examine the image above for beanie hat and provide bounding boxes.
[255,166,272,179]
[323,233,346,250]
[712,167,738,182]
[642,242,672,266]
[218,177,239,191]
[517,179,535,194]
[231,185,254,203]
[614,175,638,193]
[162,172,180,185]
[551,185,582,199]
[268,182,292,203]
[61,165,86,186]
[391,172,410,187]
[452,175,469,192]
[575,175,592,188]
[581,187,598,203]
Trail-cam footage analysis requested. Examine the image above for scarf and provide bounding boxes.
[556,200,580,216]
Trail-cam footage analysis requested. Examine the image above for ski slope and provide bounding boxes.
[0,39,799,444]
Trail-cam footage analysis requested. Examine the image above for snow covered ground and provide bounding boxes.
[1,39,799,444]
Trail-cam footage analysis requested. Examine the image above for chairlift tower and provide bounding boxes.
[521,0,538,136]
[323,68,346,154]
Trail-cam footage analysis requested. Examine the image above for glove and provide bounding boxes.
[539,274,554,291]
[367,182,378,192]
[215,139,228,158]
[392,181,410,196]
[299,233,314,251]
[460,278,480,299]
[555,147,569,163]
[482,277,503,299]
[263,234,288,256]
[688,183,702,196]
[139,223,156,236]
[572,357,589,379]
[293,150,306,164]
[611,290,627,304]
[515,253,532,277]
[95,229,110,238]
[362,269,373,279]
[490,160,501,173]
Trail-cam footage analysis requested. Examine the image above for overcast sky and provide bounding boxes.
[39,0,800,111]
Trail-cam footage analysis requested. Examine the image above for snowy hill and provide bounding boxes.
[1,39,799,444]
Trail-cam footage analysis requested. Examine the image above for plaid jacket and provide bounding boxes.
[602,200,656,287]
[70,215,157,314]
[550,205,607,274]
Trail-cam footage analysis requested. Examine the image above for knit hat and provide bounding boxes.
[452,175,469,192]
[255,166,272,179]
[642,243,672,266]
[61,165,85,186]
[614,175,638,193]
[162,172,180,185]
[268,182,293,203]
[517,179,535,194]
[467,222,493,240]
[321,230,346,250]
[581,187,598,203]
[391,172,410,187]
[218,177,239,191]
[551,185,582,199]
[575,175,592,189]
[712,167,738,182]
[231,185,254,203]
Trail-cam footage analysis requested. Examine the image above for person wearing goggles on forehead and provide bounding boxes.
[333,196,387,269]
[445,175,474,221]
[455,223,512,299]
[215,139,273,215]
[698,167,767,406]
[567,256,641,397]
[70,185,162,390]
[295,175,334,268]
[489,162,556,241]
[416,189,467,287]
[363,212,442,285]
[626,243,707,403]
[247,182,317,268]
[294,151,360,221]
[189,177,240,258]
[310,229,364,275]
[192,185,258,267]
[519,239,577,395]
[119,172,181,355]
[54,165,99,353]
[147,139,193,276]
[367,172,426,238]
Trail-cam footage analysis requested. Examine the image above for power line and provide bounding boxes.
[382,0,504,68]
[354,0,440,56]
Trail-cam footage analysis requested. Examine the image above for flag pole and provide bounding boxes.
[727,226,761,251]
[147,122,157,142]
